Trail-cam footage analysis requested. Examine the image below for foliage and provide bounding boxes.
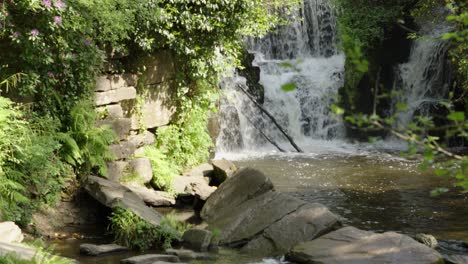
[108,207,182,251]
[63,102,117,178]
[0,0,103,116]
[140,146,179,192]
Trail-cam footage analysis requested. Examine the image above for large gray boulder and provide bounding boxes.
[287,226,444,264]
[0,222,23,243]
[211,159,237,185]
[201,168,274,223]
[182,229,213,252]
[84,176,162,226]
[129,158,153,184]
[200,168,339,256]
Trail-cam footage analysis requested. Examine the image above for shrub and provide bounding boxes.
[108,208,182,251]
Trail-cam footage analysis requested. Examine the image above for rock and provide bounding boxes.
[129,131,156,148]
[129,158,153,184]
[201,168,274,223]
[172,176,214,201]
[125,185,175,207]
[415,233,438,248]
[207,112,220,144]
[140,82,176,129]
[183,163,213,178]
[95,87,137,106]
[211,159,237,185]
[122,73,138,87]
[241,202,340,255]
[98,118,132,140]
[0,241,75,262]
[165,249,214,261]
[107,161,129,182]
[120,254,179,264]
[216,103,244,150]
[109,140,138,160]
[0,222,24,243]
[96,104,124,119]
[444,254,468,264]
[110,75,129,90]
[79,243,128,256]
[84,176,162,226]
[95,76,112,92]
[287,226,443,264]
[182,229,213,252]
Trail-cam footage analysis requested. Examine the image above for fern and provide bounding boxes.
[65,101,117,178]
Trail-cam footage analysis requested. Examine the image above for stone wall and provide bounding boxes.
[94,51,177,183]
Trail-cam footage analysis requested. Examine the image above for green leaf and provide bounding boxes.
[281,83,296,92]
[396,102,408,111]
[331,105,345,115]
[447,111,465,122]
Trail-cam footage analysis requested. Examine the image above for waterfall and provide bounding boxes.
[393,19,451,129]
[217,0,345,154]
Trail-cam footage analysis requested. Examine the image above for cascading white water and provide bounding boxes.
[217,0,346,154]
[393,18,451,129]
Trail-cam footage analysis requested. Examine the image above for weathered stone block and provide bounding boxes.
[95,76,112,92]
[110,75,127,90]
[98,118,131,140]
[129,158,153,184]
[95,87,137,106]
[141,83,175,129]
[124,185,175,207]
[106,161,129,182]
[140,51,175,85]
[129,131,156,148]
[109,141,138,160]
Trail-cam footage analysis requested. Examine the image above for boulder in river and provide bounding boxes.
[287,226,444,264]
[201,168,340,256]
[182,229,213,252]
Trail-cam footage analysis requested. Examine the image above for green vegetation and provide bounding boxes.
[108,208,186,251]
[0,241,73,264]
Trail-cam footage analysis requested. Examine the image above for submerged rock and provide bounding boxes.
[165,248,214,261]
[0,222,24,243]
[287,226,444,264]
[79,243,128,256]
[120,254,179,264]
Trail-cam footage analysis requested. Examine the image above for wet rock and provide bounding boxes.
[0,222,24,243]
[201,168,274,223]
[182,229,212,252]
[211,159,237,186]
[287,226,443,264]
[444,254,468,264]
[124,184,175,207]
[172,176,214,201]
[165,248,214,261]
[79,243,128,256]
[84,176,162,226]
[415,233,438,248]
[241,202,340,255]
[129,158,153,184]
[120,254,180,264]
